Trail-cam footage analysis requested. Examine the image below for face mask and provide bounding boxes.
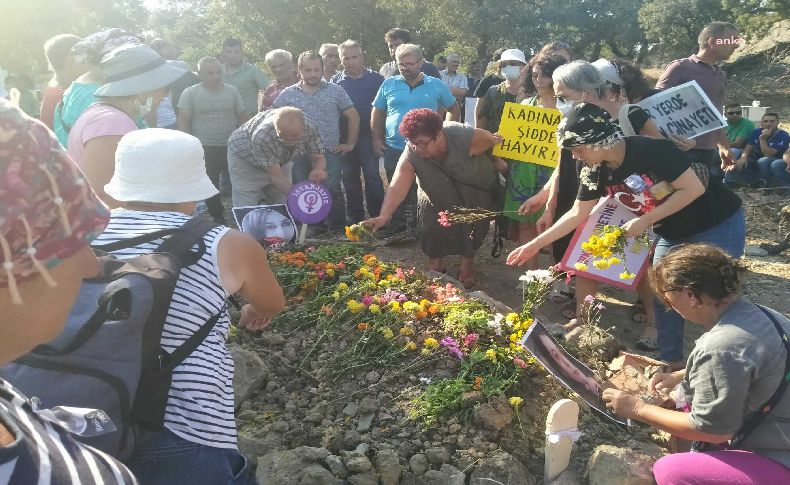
[556,99,574,116]
[134,96,154,117]
[501,65,522,80]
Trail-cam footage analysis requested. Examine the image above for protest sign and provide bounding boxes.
[560,196,654,290]
[233,204,297,247]
[637,81,726,139]
[464,97,477,127]
[286,181,332,224]
[521,321,627,425]
[492,102,561,168]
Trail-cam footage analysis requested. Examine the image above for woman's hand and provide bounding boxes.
[536,210,553,234]
[308,169,327,184]
[507,242,540,266]
[602,388,646,420]
[362,216,390,232]
[519,192,548,215]
[621,217,649,238]
[650,370,685,393]
[669,134,696,152]
[239,304,272,331]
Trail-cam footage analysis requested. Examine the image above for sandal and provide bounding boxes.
[550,288,575,303]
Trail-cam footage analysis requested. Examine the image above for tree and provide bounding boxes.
[638,0,729,61]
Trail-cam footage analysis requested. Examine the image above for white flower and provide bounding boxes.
[487,313,505,336]
[579,163,601,191]
[519,269,553,285]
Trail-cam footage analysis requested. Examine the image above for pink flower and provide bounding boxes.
[463,333,479,346]
[438,211,451,227]
[361,296,373,305]
[584,294,595,304]
[514,358,527,369]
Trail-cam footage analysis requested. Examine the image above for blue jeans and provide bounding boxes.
[760,156,790,187]
[125,428,253,485]
[383,145,417,228]
[294,150,346,228]
[652,207,746,362]
[342,135,384,221]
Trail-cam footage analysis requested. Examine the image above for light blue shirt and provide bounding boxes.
[372,74,456,150]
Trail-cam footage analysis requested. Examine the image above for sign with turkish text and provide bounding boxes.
[492,102,561,168]
[560,196,655,290]
[637,81,726,139]
[286,181,332,224]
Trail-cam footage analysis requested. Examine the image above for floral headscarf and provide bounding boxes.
[71,28,140,66]
[557,102,623,150]
[0,100,109,304]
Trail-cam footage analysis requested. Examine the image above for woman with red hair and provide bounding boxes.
[364,108,505,287]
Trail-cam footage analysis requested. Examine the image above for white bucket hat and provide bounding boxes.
[591,58,623,86]
[105,129,219,203]
[94,44,188,97]
[498,48,527,65]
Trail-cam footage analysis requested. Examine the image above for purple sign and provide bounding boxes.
[286,181,332,224]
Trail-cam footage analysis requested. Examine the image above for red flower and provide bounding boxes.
[438,211,451,227]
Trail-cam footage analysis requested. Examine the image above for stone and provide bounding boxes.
[347,471,379,485]
[342,430,362,450]
[359,396,378,414]
[343,402,359,417]
[586,443,665,485]
[469,451,536,485]
[549,469,583,485]
[324,454,348,479]
[260,332,286,346]
[271,420,289,433]
[409,453,430,475]
[357,412,375,432]
[343,452,372,473]
[424,447,451,465]
[418,470,449,484]
[375,449,402,485]
[304,412,323,424]
[237,432,282,466]
[365,371,381,383]
[745,244,769,257]
[472,398,513,432]
[298,465,344,485]
[565,325,622,362]
[255,447,331,485]
[440,464,466,485]
[229,344,268,408]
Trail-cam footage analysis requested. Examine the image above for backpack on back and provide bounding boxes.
[0,216,222,459]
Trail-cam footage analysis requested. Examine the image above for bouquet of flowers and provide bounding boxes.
[438,207,520,227]
[574,225,651,280]
[345,223,377,242]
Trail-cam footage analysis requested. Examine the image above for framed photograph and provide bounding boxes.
[232,204,297,247]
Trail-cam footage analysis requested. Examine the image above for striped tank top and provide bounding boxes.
[91,210,237,449]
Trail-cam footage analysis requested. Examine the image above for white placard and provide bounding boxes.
[464,97,477,127]
[637,80,726,139]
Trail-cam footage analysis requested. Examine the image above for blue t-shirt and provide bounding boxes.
[746,127,790,158]
[331,69,384,136]
[372,74,456,150]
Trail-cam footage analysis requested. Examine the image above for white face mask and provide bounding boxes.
[501,65,522,80]
[556,98,574,116]
[134,96,154,118]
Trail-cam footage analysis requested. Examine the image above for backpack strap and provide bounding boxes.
[729,304,790,447]
[160,306,226,372]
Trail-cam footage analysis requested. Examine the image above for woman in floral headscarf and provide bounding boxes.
[507,102,745,369]
[53,28,139,147]
[0,100,136,483]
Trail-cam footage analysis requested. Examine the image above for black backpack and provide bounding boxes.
[1,216,225,459]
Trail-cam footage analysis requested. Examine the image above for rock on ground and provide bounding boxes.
[230,344,268,408]
[375,449,402,485]
[565,325,622,362]
[586,442,665,485]
[469,451,536,485]
[473,398,514,432]
[255,446,331,485]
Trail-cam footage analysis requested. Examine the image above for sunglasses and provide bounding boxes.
[553,94,568,102]
[726,111,742,115]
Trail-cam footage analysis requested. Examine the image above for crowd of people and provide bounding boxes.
[0,18,788,485]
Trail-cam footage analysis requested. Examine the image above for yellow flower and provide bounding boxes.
[404,341,417,351]
[337,282,349,292]
[388,301,401,312]
[592,259,610,270]
[347,300,363,313]
[345,226,359,241]
[485,349,498,362]
[619,271,636,280]
[419,299,431,308]
[505,313,519,324]
[581,242,593,252]
[602,250,613,258]
[509,396,524,408]
[380,328,394,339]
[399,327,415,336]
[403,301,420,312]
[608,256,621,265]
[332,291,341,300]
[377,279,390,287]
[574,262,589,271]
[423,337,439,348]
[369,304,381,314]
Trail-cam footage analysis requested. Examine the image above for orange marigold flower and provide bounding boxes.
[357,322,369,331]
[472,376,482,390]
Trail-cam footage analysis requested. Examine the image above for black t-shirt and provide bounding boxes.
[621,106,650,134]
[473,73,504,98]
[576,136,742,240]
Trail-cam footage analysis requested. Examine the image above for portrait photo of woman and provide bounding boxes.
[235,204,297,247]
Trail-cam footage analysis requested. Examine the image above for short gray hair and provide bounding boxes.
[265,49,292,65]
[273,107,305,129]
[552,60,607,98]
[197,56,221,71]
[338,39,362,54]
[319,43,339,56]
[395,43,423,61]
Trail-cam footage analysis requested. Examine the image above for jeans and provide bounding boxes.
[125,428,253,485]
[761,157,790,187]
[204,146,229,222]
[383,145,416,229]
[342,135,384,221]
[293,150,345,228]
[652,207,745,362]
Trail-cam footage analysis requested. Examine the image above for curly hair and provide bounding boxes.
[524,53,569,93]
[609,59,649,103]
[649,243,745,305]
[399,108,443,140]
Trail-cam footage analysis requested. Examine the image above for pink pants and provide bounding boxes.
[654,450,790,484]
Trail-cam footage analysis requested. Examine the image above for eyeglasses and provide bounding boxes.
[726,111,742,115]
[407,137,435,149]
[553,94,568,102]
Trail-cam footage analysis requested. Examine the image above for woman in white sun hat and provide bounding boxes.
[94,128,285,484]
[67,43,187,206]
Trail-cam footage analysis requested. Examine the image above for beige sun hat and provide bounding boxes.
[105,128,219,203]
[94,44,187,97]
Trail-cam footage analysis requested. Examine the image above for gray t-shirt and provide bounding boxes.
[177,83,244,146]
[272,80,353,148]
[682,297,790,467]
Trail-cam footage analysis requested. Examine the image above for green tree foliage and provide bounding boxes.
[638,0,729,60]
